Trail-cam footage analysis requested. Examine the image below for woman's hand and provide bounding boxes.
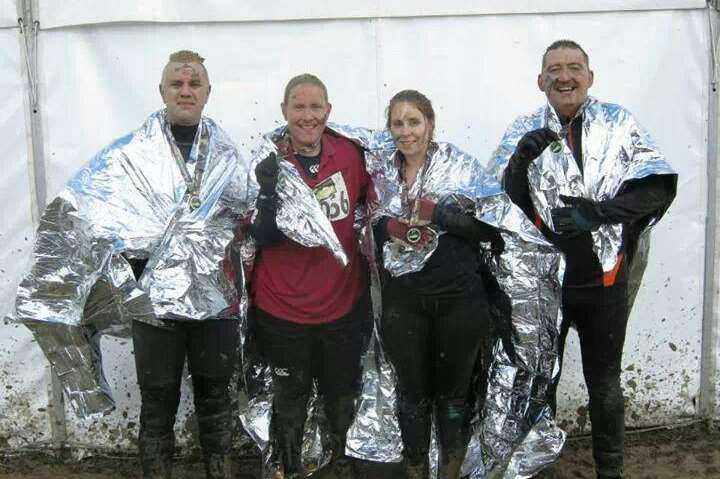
[386,217,435,250]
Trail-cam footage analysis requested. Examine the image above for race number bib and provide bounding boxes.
[313,171,350,222]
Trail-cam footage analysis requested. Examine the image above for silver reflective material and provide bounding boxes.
[249,127,348,265]
[488,97,676,273]
[330,124,566,477]
[12,110,249,417]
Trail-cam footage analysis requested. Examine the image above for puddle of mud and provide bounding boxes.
[1,423,718,478]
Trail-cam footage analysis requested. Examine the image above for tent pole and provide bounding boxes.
[700,3,720,426]
[17,0,69,455]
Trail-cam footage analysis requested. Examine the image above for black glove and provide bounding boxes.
[433,201,505,255]
[250,170,284,246]
[551,195,605,234]
[511,128,560,170]
[255,153,279,197]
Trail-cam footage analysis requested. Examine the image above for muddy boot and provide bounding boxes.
[139,433,174,479]
[267,463,285,479]
[438,450,465,479]
[203,453,232,479]
[312,456,356,479]
[404,458,429,479]
[268,463,304,479]
[193,376,235,479]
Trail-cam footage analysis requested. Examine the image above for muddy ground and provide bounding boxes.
[1,422,718,478]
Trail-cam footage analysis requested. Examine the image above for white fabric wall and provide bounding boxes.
[0,25,51,447]
[0,0,16,27]
[36,0,705,28]
[0,2,714,450]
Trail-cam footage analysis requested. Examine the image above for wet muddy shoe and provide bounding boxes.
[404,459,429,479]
[438,452,465,479]
[267,463,304,479]
[311,457,356,479]
[203,453,232,479]
[141,459,173,479]
[139,434,174,479]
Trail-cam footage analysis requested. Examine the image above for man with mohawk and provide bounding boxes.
[128,49,239,479]
[13,50,246,479]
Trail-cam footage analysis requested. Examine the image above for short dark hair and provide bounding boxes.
[385,89,436,140]
[283,73,328,105]
[542,40,590,69]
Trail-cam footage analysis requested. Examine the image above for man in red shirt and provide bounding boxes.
[249,74,370,479]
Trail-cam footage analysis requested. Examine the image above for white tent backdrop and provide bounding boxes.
[0,25,51,448]
[0,1,716,452]
[36,0,706,28]
[0,0,16,27]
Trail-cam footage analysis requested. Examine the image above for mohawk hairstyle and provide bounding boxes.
[168,50,205,64]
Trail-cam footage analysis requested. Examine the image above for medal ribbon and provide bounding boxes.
[164,119,209,209]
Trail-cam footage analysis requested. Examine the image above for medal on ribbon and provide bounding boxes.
[188,194,201,210]
[406,227,422,244]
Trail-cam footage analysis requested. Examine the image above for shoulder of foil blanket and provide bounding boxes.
[486,105,546,181]
[326,123,396,174]
[589,100,676,179]
[430,141,553,248]
[12,112,161,326]
[424,141,504,201]
[12,109,247,325]
[325,122,381,150]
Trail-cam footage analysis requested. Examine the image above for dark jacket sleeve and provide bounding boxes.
[436,212,502,245]
[502,157,536,222]
[248,195,285,247]
[599,174,677,224]
[373,216,390,247]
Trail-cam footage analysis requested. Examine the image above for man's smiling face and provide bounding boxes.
[538,47,594,119]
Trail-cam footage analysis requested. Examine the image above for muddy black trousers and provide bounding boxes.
[380,283,492,467]
[252,298,370,476]
[549,283,629,478]
[132,319,239,467]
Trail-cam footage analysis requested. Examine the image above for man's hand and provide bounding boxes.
[551,194,605,234]
[512,128,559,169]
[255,153,279,197]
[386,218,435,249]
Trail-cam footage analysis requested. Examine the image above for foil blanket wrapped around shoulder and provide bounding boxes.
[487,97,677,281]
[326,123,567,478]
[11,110,250,418]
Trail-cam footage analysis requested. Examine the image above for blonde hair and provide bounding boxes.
[161,49,209,84]
[168,50,205,64]
[283,73,328,104]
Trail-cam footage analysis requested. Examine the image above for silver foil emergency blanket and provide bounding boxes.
[488,97,676,277]
[235,123,567,478]
[329,123,567,478]
[11,110,249,417]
